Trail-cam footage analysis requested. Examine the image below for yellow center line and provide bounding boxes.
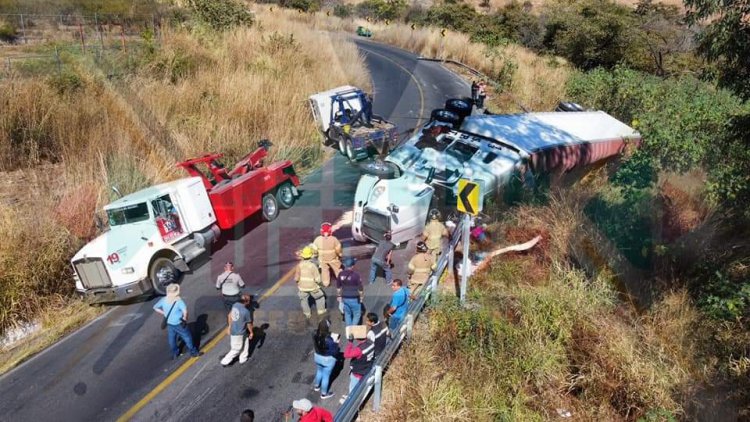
[359,44,426,136]
[117,266,297,422]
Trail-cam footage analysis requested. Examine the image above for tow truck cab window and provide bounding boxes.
[107,203,150,226]
[446,141,479,163]
[151,195,175,217]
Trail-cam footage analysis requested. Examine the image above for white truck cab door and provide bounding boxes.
[387,178,434,245]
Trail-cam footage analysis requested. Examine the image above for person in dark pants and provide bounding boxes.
[336,257,364,327]
[385,279,410,333]
[369,231,394,284]
[477,80,487,109]
[365,312,388,359]
[216,262,245,312]
[471,80,479,104]
[153,284,202,359]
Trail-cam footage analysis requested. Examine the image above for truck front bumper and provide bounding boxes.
[77,277,153,303]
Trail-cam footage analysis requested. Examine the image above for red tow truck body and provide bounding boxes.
[177,141,301,230]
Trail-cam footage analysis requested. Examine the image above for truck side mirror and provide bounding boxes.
[94,215,104,232]
[425,167,436,184]
[388,203,399,214]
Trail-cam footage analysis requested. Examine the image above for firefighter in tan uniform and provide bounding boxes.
[312,222,342,287]
[422,209,449,261]
[296,246,326,319]
[407,241,436,297]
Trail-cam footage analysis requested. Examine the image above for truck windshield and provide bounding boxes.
[107,203,150,226]
[446,141,479,163]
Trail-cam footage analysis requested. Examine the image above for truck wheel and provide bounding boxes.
[276,182,296,209]
[150,257,178,295]
[262,193,279,221]
[345,140,358,162]
[338,135,347,156]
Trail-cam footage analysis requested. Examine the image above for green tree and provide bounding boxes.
[356,0,406,21]
[684,0,750,99]
[543,0,636,70]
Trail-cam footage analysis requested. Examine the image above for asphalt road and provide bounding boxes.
[0,38,469,422]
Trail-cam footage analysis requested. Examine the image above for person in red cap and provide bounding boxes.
[291,398,332,422]
[312,222,342,287]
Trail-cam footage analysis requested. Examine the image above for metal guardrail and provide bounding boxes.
[334,217,466,421]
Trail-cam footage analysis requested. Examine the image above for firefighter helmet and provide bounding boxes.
[416,241,428,252]
[300,246,315,259]
[320,222,333,236]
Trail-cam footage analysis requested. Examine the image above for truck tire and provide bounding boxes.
[338,135,347,156]
[445,98,472,119]
[150,257,178,296]
[430,109,460,128]
[345,139,358,162]
[262,193,279,221]
[276,182,296,209]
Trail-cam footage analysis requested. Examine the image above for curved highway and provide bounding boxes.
[0,38,469,422]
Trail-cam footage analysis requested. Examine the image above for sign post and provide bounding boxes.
[456,179,482,304]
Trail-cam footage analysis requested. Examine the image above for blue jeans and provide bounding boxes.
[389,315,403,332]
[167,323,199,357]
[314,353,336,395]
[349,373,362,393]
[368,262,392,284]
[342,297,361,326]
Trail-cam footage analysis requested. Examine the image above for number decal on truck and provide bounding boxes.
[107,253,120,265]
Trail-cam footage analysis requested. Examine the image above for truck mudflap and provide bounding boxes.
[78,277,152,304]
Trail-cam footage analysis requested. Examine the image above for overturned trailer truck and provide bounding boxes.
[352,108,641,245]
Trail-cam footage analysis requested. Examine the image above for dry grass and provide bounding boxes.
[258,5,570,112]
[372,26,569,111]
[367,189,703,421]
[0,8,369,361]
[136,10,370,167]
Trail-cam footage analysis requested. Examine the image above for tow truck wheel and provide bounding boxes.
[276,182,296,209]
[338,135,347,156]
[150,257,178,295]
[262,193,279,221]
[345,140,357,162]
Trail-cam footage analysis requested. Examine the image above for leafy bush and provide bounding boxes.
[280,0,321,12]
[542,0,636,70]
[355,0,406,21]
[333,4,352,18]
[0,21,17,43]
[187,0,254,31]
[47,70,84,95]
[421,2,477,32]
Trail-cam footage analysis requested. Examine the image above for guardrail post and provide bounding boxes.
[405,314,414,340]
[372,365,383,412]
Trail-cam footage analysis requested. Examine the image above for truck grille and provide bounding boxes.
[73,258,113,289]
[362,210,389,241]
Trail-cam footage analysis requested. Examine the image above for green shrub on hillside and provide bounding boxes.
[542,0,635,70]
[356,0,407,21]
[188,0,254,31]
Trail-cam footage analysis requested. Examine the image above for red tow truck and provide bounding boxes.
[71,140,301,302]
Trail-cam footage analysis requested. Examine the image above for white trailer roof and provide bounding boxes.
[461,111,640,154]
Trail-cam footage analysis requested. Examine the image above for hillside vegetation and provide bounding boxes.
[0,0,368,366]
[253,0,750,418]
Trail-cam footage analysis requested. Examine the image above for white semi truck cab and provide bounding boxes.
[352,109,640,245]
[72,177,219,302]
